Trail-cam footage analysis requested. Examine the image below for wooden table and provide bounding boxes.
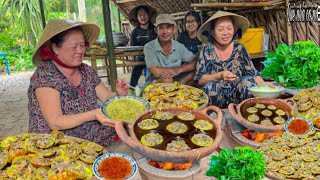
[89,46,145,84]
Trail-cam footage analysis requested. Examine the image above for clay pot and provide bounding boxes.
[115,106,223,163]
[228,97,294,132]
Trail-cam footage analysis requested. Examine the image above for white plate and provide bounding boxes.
[93,153,138,180]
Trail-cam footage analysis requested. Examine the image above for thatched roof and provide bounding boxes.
[111,0,200,18]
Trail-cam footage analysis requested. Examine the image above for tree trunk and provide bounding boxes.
[78,0,86,21]
[66,0,70,19]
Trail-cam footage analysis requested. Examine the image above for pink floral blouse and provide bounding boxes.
[28,60,116,145]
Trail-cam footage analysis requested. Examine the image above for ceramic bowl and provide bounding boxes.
[284,116,314,136]
[93,153,138,180]
[101,95,151,122]
[248,85,285,98]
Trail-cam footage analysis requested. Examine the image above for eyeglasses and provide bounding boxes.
[186,20,196,24]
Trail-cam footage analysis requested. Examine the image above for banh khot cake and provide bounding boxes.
[273,116,286,124]
[138,119,159,130]
[255,103,266,109]
[248,114,260,122]
[166,139,191,151]
[152,111,174,120]
[267,105,277,110]
[140,132,163,147]
[191,134,213,147]
[247,107,258,114]
[275,109,286,116]
[166,122,188,134]
[194,120,214,131]
[261,109,273,117]
[177,112,195,121]
[261,119,273,126]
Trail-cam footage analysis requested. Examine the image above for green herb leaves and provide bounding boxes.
[261,41,320,88]
[206,146,266,180]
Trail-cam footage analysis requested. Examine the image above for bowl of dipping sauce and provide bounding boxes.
[248,85,285,98]
[284,117,314,136]
[93,153,137,180]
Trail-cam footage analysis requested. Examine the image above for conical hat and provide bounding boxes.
[129,5,157,27]
[32,19,100,66]
[197,11,250,43]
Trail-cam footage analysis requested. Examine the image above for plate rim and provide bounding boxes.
[92,152,138,180]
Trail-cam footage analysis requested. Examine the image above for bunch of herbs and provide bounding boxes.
[260,40,320,88]
[206,146,266,180]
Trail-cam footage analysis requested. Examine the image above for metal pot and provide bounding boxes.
[115,106,223,163]
[228,97,294,132]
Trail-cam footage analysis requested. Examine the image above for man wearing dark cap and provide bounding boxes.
[143,14,196,87]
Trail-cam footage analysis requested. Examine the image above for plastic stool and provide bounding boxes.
[0,52,10,75]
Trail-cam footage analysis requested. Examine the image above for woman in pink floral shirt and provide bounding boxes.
[28,20,128,145]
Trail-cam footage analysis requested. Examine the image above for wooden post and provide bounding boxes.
[118,8,122,32]
[286,0,292,45]
[38,0,46,29]
[102,0,117,91]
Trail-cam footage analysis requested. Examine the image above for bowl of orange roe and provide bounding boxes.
[93,153,137,180]
[284,116,314,136]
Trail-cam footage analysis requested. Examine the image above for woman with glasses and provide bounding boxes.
[177,11,202,56]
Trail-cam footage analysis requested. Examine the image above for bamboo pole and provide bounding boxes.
[102,0,117,91]
[38,0,46,29]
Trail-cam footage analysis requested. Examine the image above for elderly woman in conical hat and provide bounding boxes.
[195,11,274,108]
[28,19,128,146]
[128,5,157,90]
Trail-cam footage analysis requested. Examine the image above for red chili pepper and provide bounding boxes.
[216,147,221,153]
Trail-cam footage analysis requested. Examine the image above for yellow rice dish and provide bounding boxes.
[106,99,145,121]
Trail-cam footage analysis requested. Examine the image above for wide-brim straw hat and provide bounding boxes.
[129,5,157,27]
[32,19,100,66]
[197,11,250,43]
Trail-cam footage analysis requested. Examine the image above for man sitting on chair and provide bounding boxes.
[143,14,197,87]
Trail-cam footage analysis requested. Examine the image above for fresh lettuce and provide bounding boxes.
[206,146,266,180]
[261,40,320,88]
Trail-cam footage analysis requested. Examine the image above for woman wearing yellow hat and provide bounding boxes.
[195,11,274,108]
[28,20,128,145]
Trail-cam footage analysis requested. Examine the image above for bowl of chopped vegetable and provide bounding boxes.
[101,95,151,122]
[248,85,285,98]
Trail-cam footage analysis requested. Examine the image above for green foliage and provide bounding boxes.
[261,41,320,88]
[206,146,266,180]
[47,12,67,20]
[0,33,35,72]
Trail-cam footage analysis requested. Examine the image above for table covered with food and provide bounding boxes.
[2,82,320,179]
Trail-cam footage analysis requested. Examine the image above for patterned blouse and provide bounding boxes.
[195,41,259,107]
[28,61,116,146]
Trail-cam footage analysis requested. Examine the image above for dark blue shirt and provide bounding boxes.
[177,31,202,54]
